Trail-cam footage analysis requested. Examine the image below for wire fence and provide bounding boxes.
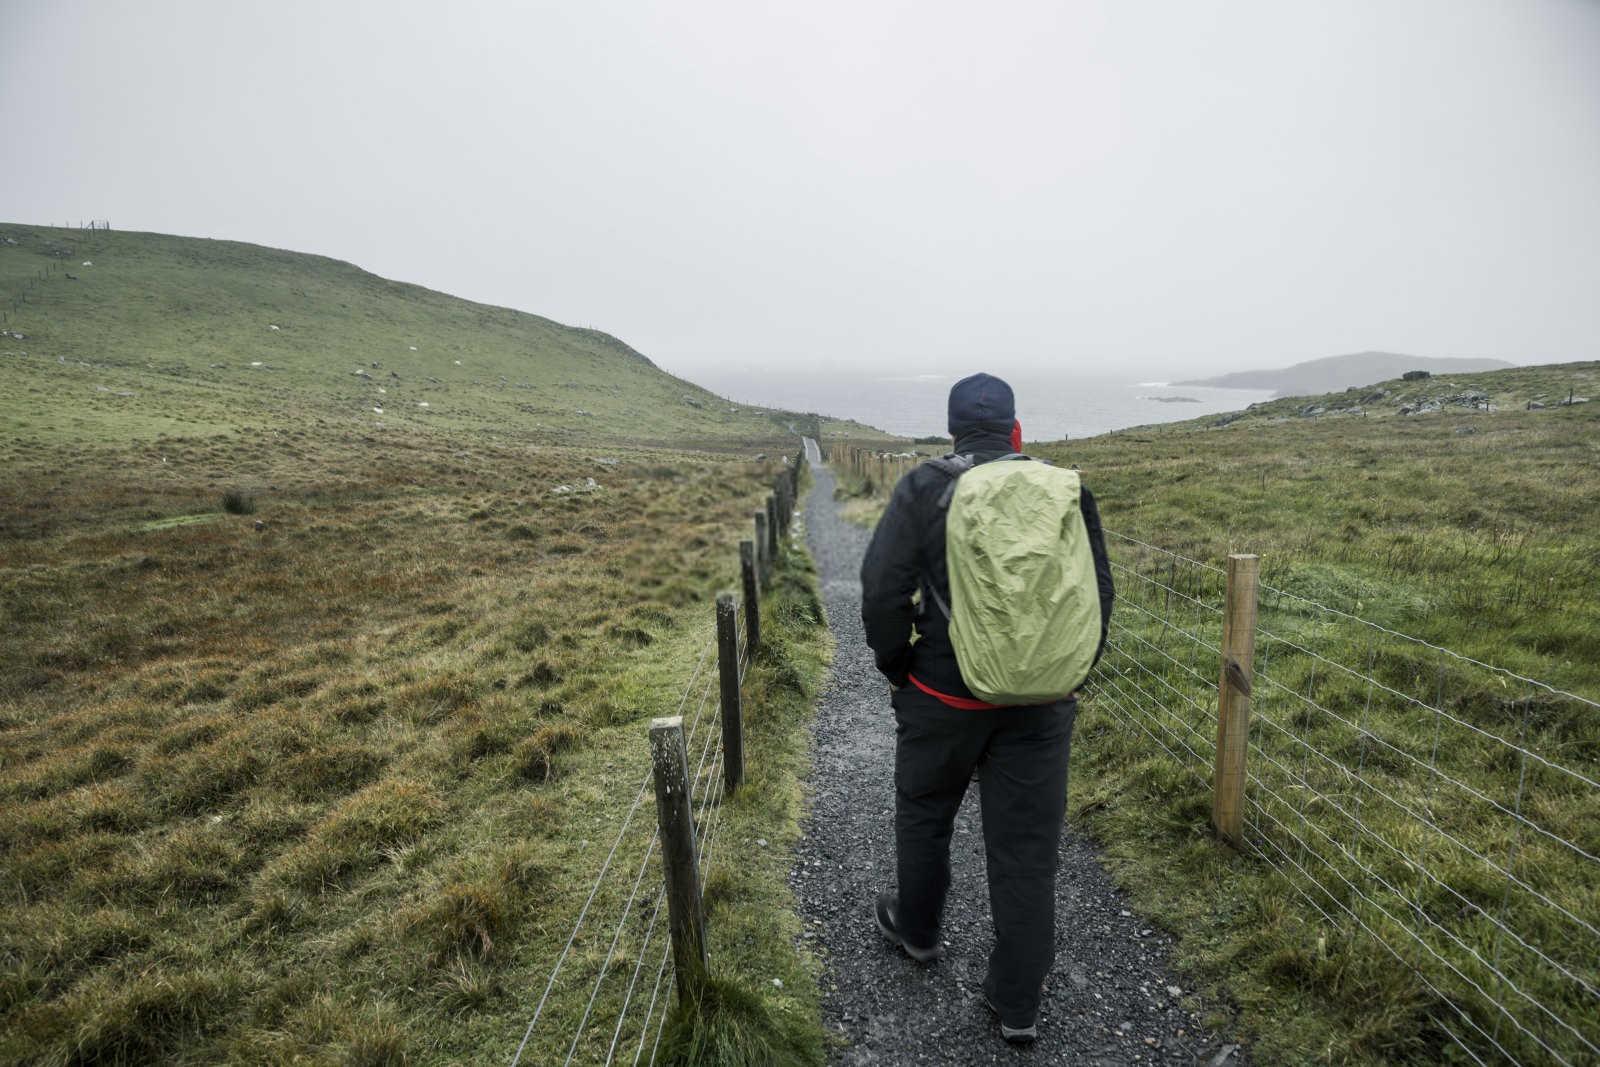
[2,224,111,321]
[511,449,801,1066]
[509,601,753,1066]
[1091,528,1600,1065]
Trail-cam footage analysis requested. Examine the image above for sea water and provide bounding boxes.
[688,368,1274,440]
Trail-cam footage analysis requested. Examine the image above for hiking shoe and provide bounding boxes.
[875,893,944,963]
[982,989,1038,1045]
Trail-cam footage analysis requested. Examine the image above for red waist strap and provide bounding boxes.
[908,674,1001,710]
[907,674,1077,710]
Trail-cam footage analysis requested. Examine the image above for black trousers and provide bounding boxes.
[891,684,1077,1026]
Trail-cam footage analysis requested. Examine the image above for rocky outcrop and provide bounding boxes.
[1398,390,1490,416]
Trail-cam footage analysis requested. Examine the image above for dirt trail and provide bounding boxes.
[793,441,1240,1066]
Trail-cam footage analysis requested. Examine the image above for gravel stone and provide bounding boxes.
[794,443,1243,1064]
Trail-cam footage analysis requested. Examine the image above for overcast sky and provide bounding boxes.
[3,0,1598,383]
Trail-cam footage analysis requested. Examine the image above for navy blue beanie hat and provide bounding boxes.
[947,372,1016,436]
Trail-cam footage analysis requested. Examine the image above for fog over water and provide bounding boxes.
[3,2,1598,383]
[696,368,1275,440]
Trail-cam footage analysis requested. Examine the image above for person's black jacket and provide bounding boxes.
[859,427,1114,702]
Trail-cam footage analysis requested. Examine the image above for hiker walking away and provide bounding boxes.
[859,372,1114,1045]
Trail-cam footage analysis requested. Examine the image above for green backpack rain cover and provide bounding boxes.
[931,456,1101,705]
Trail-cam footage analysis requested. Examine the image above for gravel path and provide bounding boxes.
[792,441,1241,1066]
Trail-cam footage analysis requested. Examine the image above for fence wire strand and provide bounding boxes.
[511,611,727,1064]
[515,531,787,1065]
[1090,527,1599,1065]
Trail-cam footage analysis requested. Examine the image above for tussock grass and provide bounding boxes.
[656,976,819,1067]
[512,721,582,782]
[0,400,824,1062]
[220,490,255,515]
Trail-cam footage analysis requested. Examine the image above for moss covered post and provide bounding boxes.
[740,539,761,655]
[716,593,744,794]
[753,510,769,588]
[648,715,707,1000]
[1212,553,1260,847]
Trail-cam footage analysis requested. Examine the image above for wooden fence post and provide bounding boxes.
[740,540,761,656]
[649,715,708,999]
[716,593,744,793]
[1212,553,1260,847]
[753,511,769,587]
[765,495,779,562]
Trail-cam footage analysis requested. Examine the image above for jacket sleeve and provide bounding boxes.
[1080,485,1115,670]
[859,472,924,687]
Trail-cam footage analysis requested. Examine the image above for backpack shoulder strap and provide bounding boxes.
[920,454,972,620]
[926,453,974,510]
[925,453,973,478]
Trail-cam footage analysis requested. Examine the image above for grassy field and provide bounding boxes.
[0,223,881,448]
[832,370,1600,1064]
[0,223,842,1063]
[0,421,831,1064]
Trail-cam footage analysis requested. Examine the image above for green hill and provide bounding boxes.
[1176,350,1515,397]
[0,224,879,445]
[1142,359,1598,432]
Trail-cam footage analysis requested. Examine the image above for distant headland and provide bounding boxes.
[1176,350,1514,398]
